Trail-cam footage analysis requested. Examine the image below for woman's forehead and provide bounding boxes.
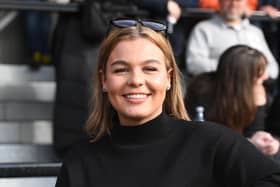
[107,38,166,65]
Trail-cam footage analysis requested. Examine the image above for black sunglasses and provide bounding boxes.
[110,18,167,35]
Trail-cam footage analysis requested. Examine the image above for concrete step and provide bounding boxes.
[0,65,55,122]
[0,121,52,144]
[0,144,59,187]
[0,177,57,187]
[0,144,58,163]
[0,82,55,102]
[0,102,53,121]
[0,64,55,144]
[0,64,55,82]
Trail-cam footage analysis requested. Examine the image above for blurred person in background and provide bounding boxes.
[185,45,280,162]
[186,0,279,97]
[52,0,101,158]
[24,0,52,68]
[199,0,280,63]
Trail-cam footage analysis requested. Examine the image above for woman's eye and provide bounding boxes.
[144,67,157,72]
[113,68,128,73]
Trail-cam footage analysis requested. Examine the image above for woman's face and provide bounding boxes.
[219,0,246,21]
[102,38,171,126]
[256,69,268,85]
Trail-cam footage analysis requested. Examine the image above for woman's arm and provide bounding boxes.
[211,126,280,186]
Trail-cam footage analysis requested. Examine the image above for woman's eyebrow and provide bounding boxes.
[143,59,161,64]
[110,59,161,66]
[111,60,128,66]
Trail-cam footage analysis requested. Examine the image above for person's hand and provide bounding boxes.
[167,0,182,23]
[259,5,279,18]
[248,131,280,156]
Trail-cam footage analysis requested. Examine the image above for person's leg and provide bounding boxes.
[40,10,51,64]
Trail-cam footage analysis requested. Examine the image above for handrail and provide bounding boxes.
[0,162,62,177]
[0,0,79,12]
[0,144,60,177]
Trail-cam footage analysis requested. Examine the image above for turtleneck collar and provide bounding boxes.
[110,113,172,146]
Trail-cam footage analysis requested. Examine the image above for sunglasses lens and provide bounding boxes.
[110,18,167,36]
[142,21,167,32]
[112,20,137,28]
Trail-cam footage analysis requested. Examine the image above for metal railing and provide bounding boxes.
[0,0,79,12]
[0,162,61,177]
[0,144,61,177]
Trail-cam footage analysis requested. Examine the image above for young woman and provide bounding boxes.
[186,45,280,158]
[55,19,280,187]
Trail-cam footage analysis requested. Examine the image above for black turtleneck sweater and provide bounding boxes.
[55,113,280,187]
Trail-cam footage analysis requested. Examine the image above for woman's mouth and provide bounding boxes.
[123,93,150,104]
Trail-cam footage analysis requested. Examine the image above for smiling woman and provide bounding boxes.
[55,18,280,187]
[86,18,189,141]
[103,38,171,126]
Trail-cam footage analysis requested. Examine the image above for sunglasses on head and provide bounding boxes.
[110,18,167,35]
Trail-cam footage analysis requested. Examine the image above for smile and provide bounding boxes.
[124,93,149,99]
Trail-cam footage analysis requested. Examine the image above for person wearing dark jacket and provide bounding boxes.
[52,7,100,158]
[55,18,280,187]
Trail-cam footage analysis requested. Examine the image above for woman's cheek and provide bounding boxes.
[150,76,168,89]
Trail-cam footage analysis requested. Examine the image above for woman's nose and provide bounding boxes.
[127,70,144,87]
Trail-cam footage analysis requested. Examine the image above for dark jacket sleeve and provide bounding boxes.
[134,0,168,16]
[253,174,280,187]
[266,94,280,137]
[55,145,88,187]
[134,0,199,17]
[258,0,280,9]
[177,0,199,8]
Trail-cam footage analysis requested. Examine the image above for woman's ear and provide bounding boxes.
[100,69,107,92]
[167,84,171,91]
[167,68,173,83]
[166,68,172,91]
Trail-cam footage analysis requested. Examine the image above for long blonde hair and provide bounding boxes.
[86,25,189,142]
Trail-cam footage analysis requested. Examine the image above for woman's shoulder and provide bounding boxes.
[172,116,225,131]
[174,118,259,158]
[172,117,244,142]
[62,137,109,162]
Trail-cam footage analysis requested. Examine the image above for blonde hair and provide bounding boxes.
[86,26,189,142]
